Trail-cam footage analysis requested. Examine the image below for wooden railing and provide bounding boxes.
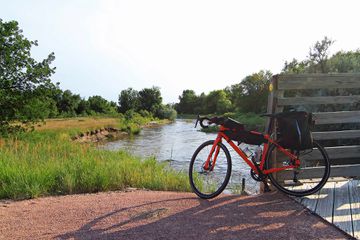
[267,73,360,178]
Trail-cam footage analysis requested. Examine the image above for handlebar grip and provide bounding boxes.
[199,117,210,128]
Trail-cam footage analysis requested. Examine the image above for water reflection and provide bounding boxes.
[102,119,260,194]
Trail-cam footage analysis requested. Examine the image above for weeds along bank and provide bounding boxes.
[0,116,190,200]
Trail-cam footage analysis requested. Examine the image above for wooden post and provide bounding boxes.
[261,75,280,192]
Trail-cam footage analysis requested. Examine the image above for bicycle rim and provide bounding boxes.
[266,141,330,197]
[189,140,232,199]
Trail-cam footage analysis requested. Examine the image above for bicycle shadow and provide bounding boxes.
[57,191,349,240]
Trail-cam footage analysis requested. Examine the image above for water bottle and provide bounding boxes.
[243,146,253,158]
[254,146,263,163]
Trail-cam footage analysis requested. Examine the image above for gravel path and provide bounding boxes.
[0,190,352,240]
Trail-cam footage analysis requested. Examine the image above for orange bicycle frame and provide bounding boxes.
[204,126,301,175]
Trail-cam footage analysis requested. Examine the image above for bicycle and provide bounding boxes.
[189,111,331,199]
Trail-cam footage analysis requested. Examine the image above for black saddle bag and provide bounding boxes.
[276,111,314,150]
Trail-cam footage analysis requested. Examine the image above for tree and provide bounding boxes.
[118,88,139,113]
[224,83,244,112]
[76,98,90,115]
[56,90,81,116]
[194,92,207,114]
[327,50,360,73]
[308,36,334,73]
[205,90,232,114]
[176,89,198,114]
[153,104,177,120]
[282,58,309,73]
[88,95,114,114]
[0,19,56,134]
[138,87,162,113]
[283,37,335,74]
[238,70,272,113]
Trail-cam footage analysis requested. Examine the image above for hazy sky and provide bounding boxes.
[1,0,360,103]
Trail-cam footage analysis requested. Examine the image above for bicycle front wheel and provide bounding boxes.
[189,140,232,199]
[266,141,330,197]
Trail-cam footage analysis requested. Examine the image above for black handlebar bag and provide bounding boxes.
[277,111,314,150]
[223,118,267,145]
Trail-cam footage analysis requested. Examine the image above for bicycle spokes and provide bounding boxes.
[189,141,232,198]
[266,141,330,195]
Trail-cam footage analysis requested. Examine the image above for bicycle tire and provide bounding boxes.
[189,140,232,199]
[265,140,330,197]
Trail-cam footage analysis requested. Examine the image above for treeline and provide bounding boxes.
[118,87,176,120]
[37,89,117,118]
[41,86,176,120]
[175,37,360,115]
[175,70,271,115]
[283,37,360,74]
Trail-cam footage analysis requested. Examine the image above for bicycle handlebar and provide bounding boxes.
[195,115,226,129]
[195,115,210,128]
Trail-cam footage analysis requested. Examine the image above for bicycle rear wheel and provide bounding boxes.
[265,140,330,197]
[189,140,232,199]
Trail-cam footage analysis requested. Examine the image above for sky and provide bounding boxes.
[1,0,360,103]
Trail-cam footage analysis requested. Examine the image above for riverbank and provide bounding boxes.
[0,116,190,200]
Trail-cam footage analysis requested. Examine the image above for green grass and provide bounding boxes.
[0,117,190,200]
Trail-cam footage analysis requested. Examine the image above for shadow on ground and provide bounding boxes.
[57,191,350,240]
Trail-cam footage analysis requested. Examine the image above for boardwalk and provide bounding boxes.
[295,178,360,239]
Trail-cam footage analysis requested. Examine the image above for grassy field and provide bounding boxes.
[35,117,121,131]
[0,116,190,200]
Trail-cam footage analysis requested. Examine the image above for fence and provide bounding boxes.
[267,73,360,179]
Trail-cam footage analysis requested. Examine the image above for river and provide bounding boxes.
[102,119,260,194]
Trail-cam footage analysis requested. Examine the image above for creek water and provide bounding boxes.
[102,119,260,194]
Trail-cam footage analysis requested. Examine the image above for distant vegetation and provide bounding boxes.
[175,36,360,120]
[118,86,177,121]
[175,70,271,115]
[0,19,177,136]
[2,18,360,136]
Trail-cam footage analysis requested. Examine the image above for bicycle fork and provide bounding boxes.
[204,140,221,171]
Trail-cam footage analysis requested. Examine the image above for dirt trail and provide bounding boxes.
[0,190,352,240]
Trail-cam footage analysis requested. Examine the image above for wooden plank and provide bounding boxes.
[300,183,320,212]
[274,90,284,114]
[329,164,359,177]
[302,145,360,161]
[333,180,353,236]
[313,130,360,140]
[350,180,360,239]
[278,95,360,106]
[276,166,327,181]
[278,73,360,90]
[315,181,335,223]
[314,111,360,124]
[277,164,360,180]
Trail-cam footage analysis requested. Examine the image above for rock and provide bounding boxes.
[73,127,128,143]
